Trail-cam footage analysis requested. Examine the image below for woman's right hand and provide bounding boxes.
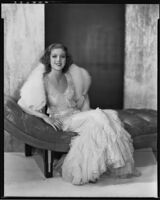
[42,116,62,131]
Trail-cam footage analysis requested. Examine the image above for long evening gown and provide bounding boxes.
[46,73,139,185]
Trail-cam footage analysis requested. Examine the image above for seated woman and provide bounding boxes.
[17,43,141,185]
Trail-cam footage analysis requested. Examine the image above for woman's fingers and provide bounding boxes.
[52,123,62,131]
[55,119,62,125]
[47,119,58,131]
[54,119,62,129]
[53,126,58,131]
[43,116,62,131]
[49,120,61,131]
[54,122,62,130]
[48,121,57,130]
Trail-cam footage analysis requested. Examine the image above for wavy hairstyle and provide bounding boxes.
[40,43,73,74]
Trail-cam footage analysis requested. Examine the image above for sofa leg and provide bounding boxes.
[43,150,54,178]
[25,144,33,157]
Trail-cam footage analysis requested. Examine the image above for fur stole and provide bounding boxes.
[17,63,91,111]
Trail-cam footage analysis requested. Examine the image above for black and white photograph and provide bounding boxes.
[1,2,159,198]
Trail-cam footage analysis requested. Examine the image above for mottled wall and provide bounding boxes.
[2,4,44,151]
[124,4,158,110]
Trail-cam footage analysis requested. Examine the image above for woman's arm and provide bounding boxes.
[76,94,90,111]
[76,95,86,109]
[18,103,46,119]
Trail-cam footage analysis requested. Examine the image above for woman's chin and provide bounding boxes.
[52,66,64,71]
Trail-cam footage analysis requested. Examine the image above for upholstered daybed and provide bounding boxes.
[4,95,157,178]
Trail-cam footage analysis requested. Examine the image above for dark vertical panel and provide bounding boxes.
[45,4,124,109]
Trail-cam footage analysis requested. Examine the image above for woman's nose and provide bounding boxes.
[56,56,61,62]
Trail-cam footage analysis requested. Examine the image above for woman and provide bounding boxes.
[18,43,140,185]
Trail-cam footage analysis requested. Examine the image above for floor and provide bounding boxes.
[4,148,157,197]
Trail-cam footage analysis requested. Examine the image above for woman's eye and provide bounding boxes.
[52,55,65,58]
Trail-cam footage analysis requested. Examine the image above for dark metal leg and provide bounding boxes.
[43,150,54,178]
[25,144,33,157]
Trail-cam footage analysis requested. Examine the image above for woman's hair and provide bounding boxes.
[40,43,73,74]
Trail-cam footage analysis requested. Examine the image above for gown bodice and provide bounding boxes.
[46,73,80,120]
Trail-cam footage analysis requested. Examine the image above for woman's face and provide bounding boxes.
[50,48,66,71]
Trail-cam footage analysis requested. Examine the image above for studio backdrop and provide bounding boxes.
[45,4,125,109]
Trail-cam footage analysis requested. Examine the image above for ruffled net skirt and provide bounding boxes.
[58,108,138,185]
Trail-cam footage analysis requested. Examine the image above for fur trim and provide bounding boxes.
[68,64,91,110]
[17,63,91,111]
[17,63,46,111]
[68,64,91,99]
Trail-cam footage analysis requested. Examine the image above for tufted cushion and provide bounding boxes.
[117,109,157,150]
[4,95,157,152]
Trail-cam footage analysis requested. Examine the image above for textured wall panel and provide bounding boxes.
[124,4,158,109]
[2,4,44,151]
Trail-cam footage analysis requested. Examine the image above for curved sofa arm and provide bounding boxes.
[4,95,78,152]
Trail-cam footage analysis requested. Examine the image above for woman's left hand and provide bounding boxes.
[43,116,62,131]
[53,118,63,131]
[76,95,85,109]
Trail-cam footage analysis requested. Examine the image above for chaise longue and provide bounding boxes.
[4,95,157,178]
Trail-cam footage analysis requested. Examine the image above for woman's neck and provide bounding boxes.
[48,69,64,81]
